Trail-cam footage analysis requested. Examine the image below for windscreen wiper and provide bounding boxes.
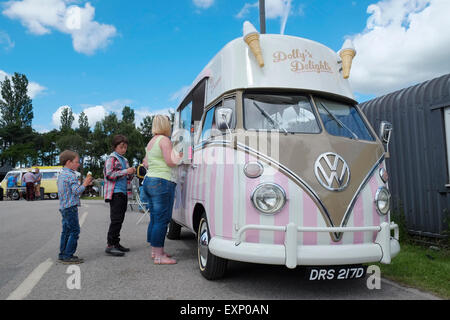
[318,101,358,140]
[253,101,288,135]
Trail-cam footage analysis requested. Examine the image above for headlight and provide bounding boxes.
[379,167,389,183]
[251,183,286,214]
[375,187,391,216]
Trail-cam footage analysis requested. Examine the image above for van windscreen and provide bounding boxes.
[244,94,320,134]
[315,97,375,141]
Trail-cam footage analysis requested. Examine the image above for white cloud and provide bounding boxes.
[347,0,450,96]
[236,0,293,34]
[193,0,215,9]
[169,85,190,103]
[0,69,46,98]
[81,105,107,127]
[2,0,117,55]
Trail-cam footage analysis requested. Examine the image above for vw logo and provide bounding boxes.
[314,153,350,192]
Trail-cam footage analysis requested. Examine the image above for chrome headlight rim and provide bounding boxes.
[379,167,389,184]
[251,183,287,215]
[374,187,391,216]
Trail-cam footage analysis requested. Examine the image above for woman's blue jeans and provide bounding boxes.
[143,177,176,248]
[59,206,80,260]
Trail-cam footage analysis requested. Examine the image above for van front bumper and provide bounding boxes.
[209,222,400,269]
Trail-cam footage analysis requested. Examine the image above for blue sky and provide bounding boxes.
[1,0,449,132]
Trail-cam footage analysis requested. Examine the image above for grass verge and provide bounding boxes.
[376,243,450,299]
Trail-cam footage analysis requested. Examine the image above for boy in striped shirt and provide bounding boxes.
[57,150,93,264]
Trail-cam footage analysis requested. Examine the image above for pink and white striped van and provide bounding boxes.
[169,26,400,280]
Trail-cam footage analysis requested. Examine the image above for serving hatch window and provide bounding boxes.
[244,93,320,133]
[315,97,375,141]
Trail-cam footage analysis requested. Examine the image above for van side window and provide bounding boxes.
[201,103,221,141]
[221,97,236,130]
[180,102,192,132]
[42,172,57,180]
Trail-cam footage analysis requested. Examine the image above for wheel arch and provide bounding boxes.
[192,203,206,234]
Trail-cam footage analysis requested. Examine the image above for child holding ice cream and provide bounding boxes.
[57,150,93,264]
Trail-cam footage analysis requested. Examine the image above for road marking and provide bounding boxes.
[6,210,90,300]
[6,258,54,300]
[80,211,89,227]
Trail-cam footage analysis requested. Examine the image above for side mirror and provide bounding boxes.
[215,107,233,131]
[379,121,393,158]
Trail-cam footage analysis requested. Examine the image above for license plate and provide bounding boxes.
[306,266,367,281]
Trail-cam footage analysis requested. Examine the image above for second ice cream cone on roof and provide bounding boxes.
[339,39,357,79]
[243,21,264,68]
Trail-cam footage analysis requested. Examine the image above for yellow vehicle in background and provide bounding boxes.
[1,166,64,200]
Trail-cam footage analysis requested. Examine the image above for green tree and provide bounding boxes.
[0,72,34,166]
[77,111,90,139]
[122,106,135,125]
[0,73,33,128]
[139,115,154,143]
[60,107,75,133]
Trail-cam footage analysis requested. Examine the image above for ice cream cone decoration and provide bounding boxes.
[243,21,264,68]
[87,171,92,178]
[339,39,356,79]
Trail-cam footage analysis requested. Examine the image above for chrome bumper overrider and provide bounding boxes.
[209,222,400,269]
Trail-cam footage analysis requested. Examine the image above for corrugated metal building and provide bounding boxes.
[360,74,450,238]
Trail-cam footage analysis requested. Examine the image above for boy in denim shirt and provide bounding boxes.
[57,150,93,264]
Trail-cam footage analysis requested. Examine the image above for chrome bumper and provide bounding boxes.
[209,222,400,269]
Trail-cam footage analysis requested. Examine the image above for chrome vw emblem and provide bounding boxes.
[314,153,350,192]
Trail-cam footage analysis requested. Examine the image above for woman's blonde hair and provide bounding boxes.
[152,115,172,137]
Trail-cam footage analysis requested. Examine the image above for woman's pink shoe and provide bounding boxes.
[154,255,177,265]
[151,248,172,259]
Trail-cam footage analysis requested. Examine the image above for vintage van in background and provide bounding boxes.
[1,166,63,200]
[168,22,400,280]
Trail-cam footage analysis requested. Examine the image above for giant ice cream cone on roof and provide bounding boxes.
[243,21,264,68]
[339,39,356,79]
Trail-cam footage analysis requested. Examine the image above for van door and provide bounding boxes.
[172,80,207,227]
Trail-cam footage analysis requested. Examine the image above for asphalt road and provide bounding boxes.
[0,199,440,300]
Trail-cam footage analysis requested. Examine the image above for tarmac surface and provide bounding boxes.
[0,199,441,300]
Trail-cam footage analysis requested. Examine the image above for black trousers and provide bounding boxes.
[107,193,128,246]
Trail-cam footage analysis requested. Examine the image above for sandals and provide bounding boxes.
[154,255,177,265]
[151,249,172,259]
[152,247,176,264]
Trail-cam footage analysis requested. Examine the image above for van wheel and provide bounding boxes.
[167,220,182,240]
[12,191,20,201]
[49,193,58,200]
[197,213,227,280]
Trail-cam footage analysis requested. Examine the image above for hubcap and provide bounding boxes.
[198,220,209,268]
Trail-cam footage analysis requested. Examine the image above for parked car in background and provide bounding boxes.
[0,166,77,200]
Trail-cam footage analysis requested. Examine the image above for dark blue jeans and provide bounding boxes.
[59,206,80,260]
[143,177,176,248]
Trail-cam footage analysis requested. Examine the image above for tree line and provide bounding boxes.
[0,72,172,177]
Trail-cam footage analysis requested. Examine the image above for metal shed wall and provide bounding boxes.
[360,74,450,238]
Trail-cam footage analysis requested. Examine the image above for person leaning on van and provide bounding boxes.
[22,169,36,201]
[34,168,42,200]
[143,115,183,265]
[103,135,136,257]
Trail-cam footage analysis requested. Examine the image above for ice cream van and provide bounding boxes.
[1,166,64,200]
[168,22,400,280]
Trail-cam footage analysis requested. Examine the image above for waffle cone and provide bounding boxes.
[340,49,356,79]
[245,33,264,67]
